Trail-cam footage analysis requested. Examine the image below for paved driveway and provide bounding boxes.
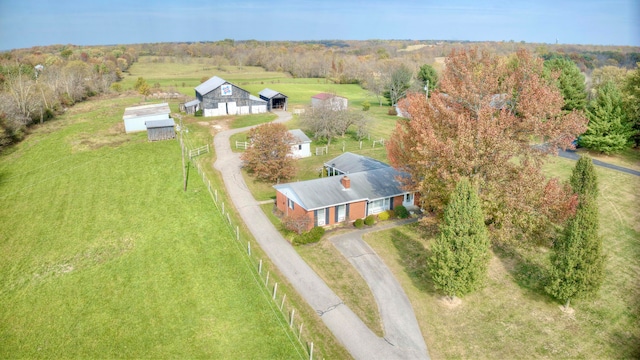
[212,111,429,359]
[329,219,427,356]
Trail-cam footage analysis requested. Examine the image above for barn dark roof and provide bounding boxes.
[195,76,227,96]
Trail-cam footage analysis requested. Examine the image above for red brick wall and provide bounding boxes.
[349,201,367,220]
[275,191,314,230]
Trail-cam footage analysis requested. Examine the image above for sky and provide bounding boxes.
[0,0,638,50]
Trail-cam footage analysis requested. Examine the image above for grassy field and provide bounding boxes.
[0,96,308,358]
[362,157,640,359]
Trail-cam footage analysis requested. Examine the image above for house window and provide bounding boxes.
[368,198,390,215]
[288,199,294,210]
[317,208,326,226]
[337,205,346,222]
[298,144,302,150]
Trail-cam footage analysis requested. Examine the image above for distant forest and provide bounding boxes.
[1,39,639,150]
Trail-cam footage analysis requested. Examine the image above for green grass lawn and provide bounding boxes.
[0,97,306,359]
[363,157,640,359]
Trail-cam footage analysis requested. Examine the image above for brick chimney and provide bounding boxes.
[341,176,351,189]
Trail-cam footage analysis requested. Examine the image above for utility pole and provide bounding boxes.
[424,79,429,101]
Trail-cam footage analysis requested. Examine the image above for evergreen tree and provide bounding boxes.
[570,156,598,199]
[417,64,438,95]
[544,57,587,111]
[622,63,640,146]
[546,195,605,309]
[428,178,490,299]
[580,81,636,154]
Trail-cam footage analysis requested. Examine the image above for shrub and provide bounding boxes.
[386,210,395,219]
[395,205,409,219]
[378,211,390,221]
[293,226,325,245]
[354,219,364,228]
[388,107,397,116]
[364,215,376,226]
[362,101,371,111]
[195,109,203,117]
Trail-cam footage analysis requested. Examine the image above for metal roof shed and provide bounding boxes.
[259,88,288,111]
[123,103,171,133]
[145,118,176,141]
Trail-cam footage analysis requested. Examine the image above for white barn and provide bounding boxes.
[122,103,171,133]
[311,93,348,111]
[194,76,267,117]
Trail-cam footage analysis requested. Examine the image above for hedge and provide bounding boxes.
[395,205,409,219]
[293,226,325,245]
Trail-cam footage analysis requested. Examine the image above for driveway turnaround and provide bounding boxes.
[213,111,429,360]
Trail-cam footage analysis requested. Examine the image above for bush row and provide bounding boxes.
[293,226,325,245]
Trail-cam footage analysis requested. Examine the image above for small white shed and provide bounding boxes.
[123,103,171,133]
[289,129,312,158]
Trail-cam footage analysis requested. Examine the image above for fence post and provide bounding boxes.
[273,282,278,300]
[215,189,218,202]
[298,322,303,341]
[247,241,251,255]
[280,293,286,310]
[227,213,231,224]
[290,309,295,328]
[236,226,239,241]
[258,259,262,274]
[265,271,270,286]
[309,342,313,360]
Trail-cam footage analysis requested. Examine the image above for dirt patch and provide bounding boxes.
[439,295,462,309]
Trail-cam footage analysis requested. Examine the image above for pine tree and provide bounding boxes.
[428,178,490,299]
[546,195,605,309]
[570,156,598,199]
[547,156,604,309]
[544,57,587,111]
[580,81,636,154]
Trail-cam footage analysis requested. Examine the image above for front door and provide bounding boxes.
[403,193,414,207]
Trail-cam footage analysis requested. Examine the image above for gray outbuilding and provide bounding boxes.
[145,118,176,141]
[259,88,288,111]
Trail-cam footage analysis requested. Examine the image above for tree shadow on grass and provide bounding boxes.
[493,243,554,303]
[389,226,437,294]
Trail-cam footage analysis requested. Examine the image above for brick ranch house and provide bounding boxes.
[273,152,418,231]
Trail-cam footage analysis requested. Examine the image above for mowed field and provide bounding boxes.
[0,96,305,358]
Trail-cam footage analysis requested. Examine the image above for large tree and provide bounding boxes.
[544,57,588,111]
[570,156,598,199]
[300,101,369,145]
[428,177,490,300]
[622,63,640,146]
[241,123,296,183]
[384,64,412,106]
[388,48,587,243]
[580,81,635,154]
[546,191,604,310]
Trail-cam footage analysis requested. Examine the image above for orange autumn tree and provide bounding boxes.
[387,48,587,243]
[241,122,296,183]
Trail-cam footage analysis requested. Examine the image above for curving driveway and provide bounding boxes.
[212,111,429,360]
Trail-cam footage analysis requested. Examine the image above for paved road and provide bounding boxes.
[212,111,429,360]
[329,219,427,357]
[558,149,640,177]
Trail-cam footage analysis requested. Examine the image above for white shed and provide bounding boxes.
[123,103,171,133]
[288,129,312,158]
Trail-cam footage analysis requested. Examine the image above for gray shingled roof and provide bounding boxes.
[324,152,390,174]
[289,129,311,144]
[273,167,408,211]
[194,76,227,96]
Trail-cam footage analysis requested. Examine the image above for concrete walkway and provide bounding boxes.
[212,111,429,359]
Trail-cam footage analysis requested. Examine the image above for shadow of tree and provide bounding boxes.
[389,226,437,294]
[493,243,551,298]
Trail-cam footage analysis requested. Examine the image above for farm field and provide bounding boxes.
[0,96,307,358]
